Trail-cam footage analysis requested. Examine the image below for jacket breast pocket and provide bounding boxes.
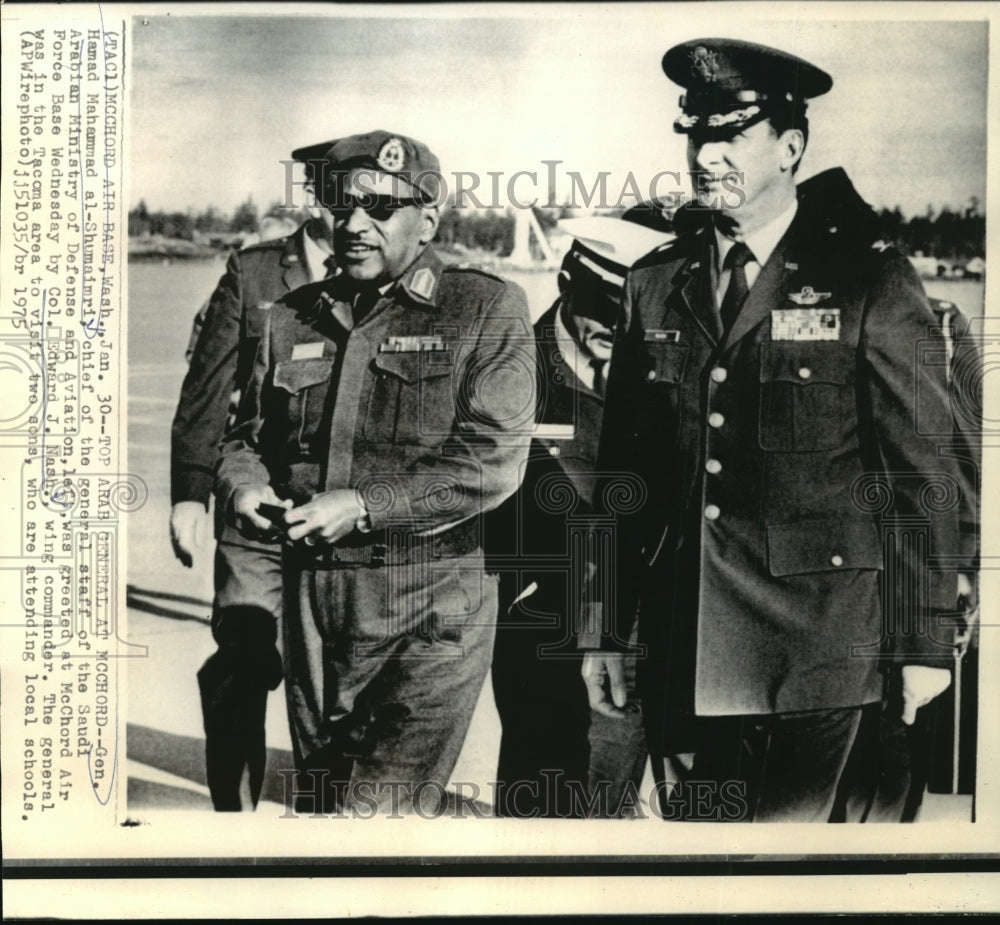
[272,357,335,453]
[645,340,688,385]
[767,515,883,577]
[365,350,456,444]
[758,341,854,451]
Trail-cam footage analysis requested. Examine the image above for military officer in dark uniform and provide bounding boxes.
[217,131,535,815]
[489,218,671,818]
[583,40,965,822]
[169,138,337,810]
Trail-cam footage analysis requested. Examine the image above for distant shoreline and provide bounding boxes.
[128,236,222,261]
[126,236,557,272]
[126,236,983,281]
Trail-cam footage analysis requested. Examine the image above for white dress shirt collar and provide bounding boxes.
[714,199,798,296]
[302,226,334,282]
[555,304,605,394]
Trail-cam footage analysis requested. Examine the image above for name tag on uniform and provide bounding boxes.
[771,308,840,342]
[291,342,325,360]
[532,422,576,440]
[380,335,447,353]
[644,329,681,343]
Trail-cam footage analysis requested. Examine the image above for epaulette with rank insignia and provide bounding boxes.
[632,229,697,273]
[442,264,506,284]
[240,233,294,254]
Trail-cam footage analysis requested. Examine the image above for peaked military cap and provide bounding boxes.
[662,38,832,134]
[291,138,339,189]
[321,130,442,202]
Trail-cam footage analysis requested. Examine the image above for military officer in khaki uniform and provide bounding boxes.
[583,40,965,822]
[217,132,534,815]
[169,139,338,811]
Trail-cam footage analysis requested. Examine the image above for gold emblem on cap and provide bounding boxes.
[690,46,719,83]
[377,137,405,172]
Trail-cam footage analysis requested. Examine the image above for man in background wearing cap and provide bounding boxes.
[170,139,338,811]
[583,40,965,821]
[488,217,670,818]
[218,131,534,815]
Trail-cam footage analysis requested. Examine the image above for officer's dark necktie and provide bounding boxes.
[322,253,337,278]
[719,241,754,332]
[590,358,606,397]
[352,287,379,325]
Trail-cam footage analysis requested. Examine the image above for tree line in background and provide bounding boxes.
[129,197,275,240]
[876,200,985,263]
[128,196,985,264]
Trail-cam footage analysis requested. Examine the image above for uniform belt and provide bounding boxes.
[296,518,482,569]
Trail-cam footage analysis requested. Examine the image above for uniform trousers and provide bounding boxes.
[492,578,648,818]
[587,632,648,818]
[655,706,863,822]
[283,550,497,816]
[196,524,284,811]
[491,586,591,818]
[831,668,945,823]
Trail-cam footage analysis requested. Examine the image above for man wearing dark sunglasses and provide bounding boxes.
[217,131,535,815]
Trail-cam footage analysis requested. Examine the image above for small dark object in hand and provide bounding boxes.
[257,502,289,525]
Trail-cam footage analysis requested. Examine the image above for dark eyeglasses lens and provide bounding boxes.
[326,195,415,221]
[366,197,413,220]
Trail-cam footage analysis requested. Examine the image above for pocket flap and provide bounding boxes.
[273,357,334,392]
[373,350,454,384]
[759,341,853,385]
[767,516,883,577]
[244,306,270,339]
[645,341,688,384]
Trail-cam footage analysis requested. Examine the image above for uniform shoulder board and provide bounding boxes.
[633,234,688,270]
[241,233,293,254]
[862,239,907,271]
[442,264,506,284]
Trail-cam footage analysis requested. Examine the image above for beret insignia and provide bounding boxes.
[377,137,406,172]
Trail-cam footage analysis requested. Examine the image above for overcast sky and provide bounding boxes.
[128,6,988,218]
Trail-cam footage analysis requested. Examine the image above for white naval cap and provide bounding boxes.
[558,216,675,289]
